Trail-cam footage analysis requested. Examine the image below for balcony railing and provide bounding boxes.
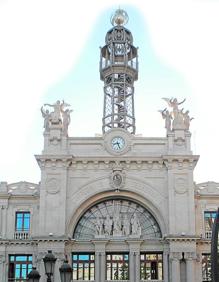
[8,279,27,282]
[14,231,30,240]
[205,231,212,239]
[105,280,163,282]
[141,280,164,282]
[72,280,163,282]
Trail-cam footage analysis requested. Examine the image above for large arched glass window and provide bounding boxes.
[73,199,161,239]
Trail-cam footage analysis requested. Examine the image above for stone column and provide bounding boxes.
[95,252,101,282]
[93,240,107,282]
[163,249,169,282]
[185,252,196,282]
[100,252,106,282]
[127,240,142,282]
[36,252,47,282]
[54,253,65,282]
[129,251,135,282]
[170,252,181,282]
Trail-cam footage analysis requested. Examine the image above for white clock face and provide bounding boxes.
[111,137,125,151]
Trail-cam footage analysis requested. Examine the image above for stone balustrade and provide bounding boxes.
[14,231,30,240]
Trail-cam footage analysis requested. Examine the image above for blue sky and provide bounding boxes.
[0,0,219,184]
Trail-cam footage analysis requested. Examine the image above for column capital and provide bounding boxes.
[92,239,108,252]
[126,239,143,253]
[184,252,197,261]
[170,252,182,261]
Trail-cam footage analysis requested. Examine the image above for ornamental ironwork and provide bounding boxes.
[100,9,138,134]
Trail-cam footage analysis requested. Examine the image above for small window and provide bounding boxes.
[202,253,211,282]
[15,212,30,232]
[204,211,217,238]
[8,255,32,281]
[140,253,163,280]
[106,253,129,280]
[72,253,95,280]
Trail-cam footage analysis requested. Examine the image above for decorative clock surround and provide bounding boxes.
[103,128,132,155]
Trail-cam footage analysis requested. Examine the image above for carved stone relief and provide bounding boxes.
[46,177,60,194]
[174,177,188,194]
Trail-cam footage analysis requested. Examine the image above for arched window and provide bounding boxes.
[73,198,161,239]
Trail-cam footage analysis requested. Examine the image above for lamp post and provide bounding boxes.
[59,260,73,282]
[43,250,57,282]
[27,267,41,282]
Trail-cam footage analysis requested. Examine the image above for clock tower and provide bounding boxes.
[100,9,138,134]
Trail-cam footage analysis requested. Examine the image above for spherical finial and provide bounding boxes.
[111,9,129,26]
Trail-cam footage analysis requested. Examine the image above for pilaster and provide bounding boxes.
[36,156,71,236]
[163,245,170,282]
[164,156,199,235]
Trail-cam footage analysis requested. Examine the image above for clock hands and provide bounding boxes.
[112,141,121,149]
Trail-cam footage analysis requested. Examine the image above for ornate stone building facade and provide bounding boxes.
[0,9,218,282]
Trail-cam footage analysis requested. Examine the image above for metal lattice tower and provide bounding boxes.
[100,9,138,134]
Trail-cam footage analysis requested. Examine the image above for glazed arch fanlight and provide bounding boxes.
[73,199,162,239]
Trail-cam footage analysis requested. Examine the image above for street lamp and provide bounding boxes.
[27,267,41,282]
[59,260,73,282]
[43,250,57,282]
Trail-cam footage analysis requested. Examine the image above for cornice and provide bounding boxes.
[163,155,199,170]
[70,157,164,170]
[35,155,72,168]
[0,237,69,246]
[165,235,200,242]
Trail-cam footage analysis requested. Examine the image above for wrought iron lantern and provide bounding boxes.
[43,250,57,282]
[59,260,73,282]
[27,267,41,282]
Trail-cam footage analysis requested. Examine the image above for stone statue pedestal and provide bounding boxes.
[113,230,123,236]
[129,234,141,239]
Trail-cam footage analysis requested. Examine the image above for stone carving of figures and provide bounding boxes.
[41,106,51,132]
[104,214,113,236]
[95,217,104,235]
[113,206,122,235]
[44,100,70,125]
[159,108,172,132]
[61,109,73,136]
[131,213,141,236]
[122,214,130,236]
[163,97,186,119]
[172,108,185,130]
[183,110,194,130]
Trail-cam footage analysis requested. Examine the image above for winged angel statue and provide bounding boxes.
[159,97,193,132]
